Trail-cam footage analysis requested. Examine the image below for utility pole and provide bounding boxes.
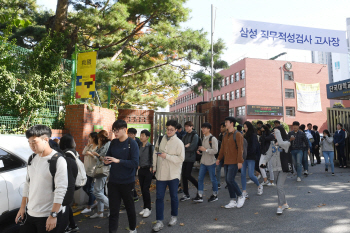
[210,4,214,101]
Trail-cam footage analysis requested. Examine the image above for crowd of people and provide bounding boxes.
[15,117,346,233]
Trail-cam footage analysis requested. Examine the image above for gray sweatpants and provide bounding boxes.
[273,171,288,206]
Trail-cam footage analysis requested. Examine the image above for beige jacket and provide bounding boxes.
[153,135,185,181]
[82,144,98,177]
[200,134,218,166]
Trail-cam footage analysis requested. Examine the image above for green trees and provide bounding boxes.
[188,38,228,100]
[1,0,224,113]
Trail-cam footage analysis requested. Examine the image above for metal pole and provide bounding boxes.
[210,4,214,101]
[281,66,285,122]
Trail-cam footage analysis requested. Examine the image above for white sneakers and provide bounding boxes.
[237,195,245,208]
[139,208,152,218]
[297,177,301,182]
[81,208,92,214]
[225,200,237,209]
[81,203,97,214]
[261,180,269,186]
[277,204,289,215]
[90,213,103,218]
[225,195,246,209]
[168,216,177,226]
[246,180,254,184]
[267,182,275,186]
[243,192,249,198]
[153,221,164,232]
[257,185,263,195]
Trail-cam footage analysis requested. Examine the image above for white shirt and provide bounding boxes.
[23,150,68,217]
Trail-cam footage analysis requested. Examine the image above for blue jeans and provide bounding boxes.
[291,150,303,178]
[323,151,335,173]
[198,163,218,194]
[156,179,179,221]
[302,150,309,171]
[216,159,224,184]
[241,160,260,191]
[224,164,242,199]
[82,175,96,206]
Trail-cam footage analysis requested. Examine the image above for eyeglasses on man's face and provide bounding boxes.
[166,128,176,132]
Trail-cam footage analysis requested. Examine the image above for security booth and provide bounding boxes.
[326,79,350,161]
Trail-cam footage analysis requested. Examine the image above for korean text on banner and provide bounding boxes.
[296,82,322,112]
[232,19,348,54]
[76,51,97,99]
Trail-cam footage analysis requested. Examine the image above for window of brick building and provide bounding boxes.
[286,107,295,116]
[285,89,295,98]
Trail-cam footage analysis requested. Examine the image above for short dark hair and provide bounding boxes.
[60,134,76,151]
[220,122,225,127]
[292,121,300,126]
[141,130,151,137]
[89,132,99,145]
[225,117,236,125]
[313,125,318,130]
[237,125,242,131]
[176,124,182,130]
[184,121,193,127]
[257,121,263,125]
[26,125,52,139]
[323,129,330,136]
[266,123,271,129]
[98,130,110,145]
[112,120,127,130]
[299,124,306,131]
[128,128,137,135]
[307,123,312,126]
[201,122,212,130]
[338,123,343,128]
[166,120,178,128]
[274,120,280,124]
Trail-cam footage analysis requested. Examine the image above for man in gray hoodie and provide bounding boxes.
[180,121,199,201]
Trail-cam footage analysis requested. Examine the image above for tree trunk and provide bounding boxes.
[53,0,69,32]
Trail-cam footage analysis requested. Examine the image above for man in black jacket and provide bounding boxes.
[180,121,199,201]
[312,125,321,164]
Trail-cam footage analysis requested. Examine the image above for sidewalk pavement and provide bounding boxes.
[72,158,350,233]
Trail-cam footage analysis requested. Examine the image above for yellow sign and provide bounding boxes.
[295,82,322,112]
[76,51,97,99]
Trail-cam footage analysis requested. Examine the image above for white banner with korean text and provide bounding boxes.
[232,19,348,53]
[296,82,322,112]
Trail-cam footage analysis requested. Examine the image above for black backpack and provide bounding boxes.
[187,132,202,161]
[204,136,220,159]
[28,151,78,206]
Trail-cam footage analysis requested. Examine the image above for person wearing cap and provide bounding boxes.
[288,121,310,182]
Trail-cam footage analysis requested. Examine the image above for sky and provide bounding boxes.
[37,0,350,65]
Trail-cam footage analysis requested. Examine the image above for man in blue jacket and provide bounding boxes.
[105,120,139,233]
[334,123,347,168]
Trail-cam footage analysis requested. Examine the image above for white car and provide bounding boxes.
[0,135,33,222]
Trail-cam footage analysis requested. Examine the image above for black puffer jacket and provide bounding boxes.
[259,132,275,155]
[245,133,259,160]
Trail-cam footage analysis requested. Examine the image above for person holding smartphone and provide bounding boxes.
[104,120,139,233]
[152,120,185,232]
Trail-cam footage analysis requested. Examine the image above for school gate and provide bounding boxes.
[153,112,206,144]
[327,107,350,161]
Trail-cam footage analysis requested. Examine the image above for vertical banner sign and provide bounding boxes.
[232,19,348,54]
[296,82,322,112]
[76,51,97,99]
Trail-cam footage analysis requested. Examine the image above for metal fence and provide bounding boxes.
[0,44,72,133]
[153,112,206,144]
[327,108,350,161]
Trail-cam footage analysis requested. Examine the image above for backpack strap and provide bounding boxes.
[209,136,213,149]
[27,153,37,165]
[190,132,195,143]
[48,153,62,192]
[232,131,238,150]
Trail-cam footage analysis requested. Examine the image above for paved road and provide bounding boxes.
[3,159,350,233]
[71,159,350,233]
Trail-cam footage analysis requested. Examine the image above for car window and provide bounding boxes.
[0,148,25,173]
